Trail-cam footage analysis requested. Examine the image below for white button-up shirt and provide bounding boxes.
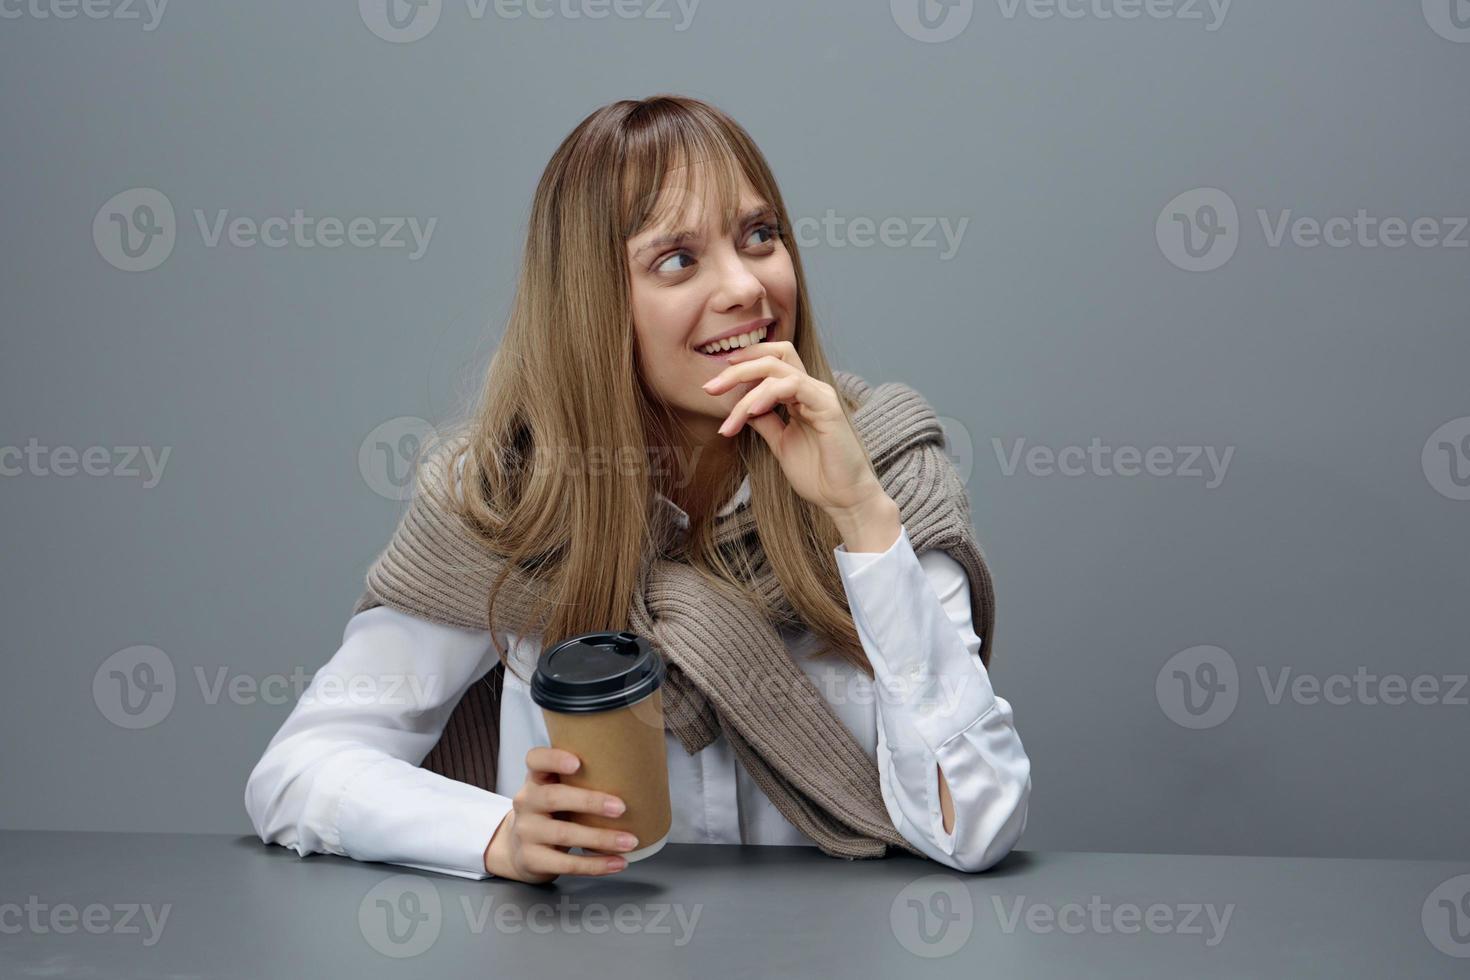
[245,475,1032,878]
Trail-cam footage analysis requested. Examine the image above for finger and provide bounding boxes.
[745,408,787,446]
[521,843,629,877]
[530,782,627,818]
[526,747,580,775]
[728,339,802,371]
[720,376,802,436]
[519,812,640,855]
[703,353,797,393]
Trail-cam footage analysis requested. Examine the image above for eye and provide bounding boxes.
[746,222,779,247]
[650,222,780,277]
[654,251,695,275]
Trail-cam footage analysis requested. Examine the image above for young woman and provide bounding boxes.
[244,95,1031,884]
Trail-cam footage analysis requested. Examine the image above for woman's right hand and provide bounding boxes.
[482,747,641,883]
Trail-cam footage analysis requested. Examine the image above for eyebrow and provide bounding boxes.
[632,205,776,258]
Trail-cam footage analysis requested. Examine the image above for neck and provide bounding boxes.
[660,419,742,523]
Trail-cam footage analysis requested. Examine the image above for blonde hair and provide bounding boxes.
[432,94,871,674]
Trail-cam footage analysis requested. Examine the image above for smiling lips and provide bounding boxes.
[695,321,773,358]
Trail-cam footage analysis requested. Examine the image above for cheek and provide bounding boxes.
[632,292,700,352]
[766,258,798,308]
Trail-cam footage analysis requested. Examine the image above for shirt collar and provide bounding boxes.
[654,473,752,530]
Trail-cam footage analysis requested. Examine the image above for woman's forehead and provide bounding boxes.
[628,172,766,246]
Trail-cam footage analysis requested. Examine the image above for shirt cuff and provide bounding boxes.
[833,524,998,754]
[336,757,515,880]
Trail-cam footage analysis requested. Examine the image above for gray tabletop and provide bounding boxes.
[1,831,1466,978]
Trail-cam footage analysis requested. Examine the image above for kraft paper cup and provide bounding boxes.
[530,631,672,862]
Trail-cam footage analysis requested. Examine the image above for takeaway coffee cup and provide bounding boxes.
[530,630,672,862]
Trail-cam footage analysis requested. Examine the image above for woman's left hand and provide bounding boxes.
[702,340,890,516]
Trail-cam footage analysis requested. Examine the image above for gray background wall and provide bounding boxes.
[1,0,1466,862]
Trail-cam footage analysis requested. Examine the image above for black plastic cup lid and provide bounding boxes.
[530,630,665,713]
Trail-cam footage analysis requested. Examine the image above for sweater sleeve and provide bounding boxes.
[243,606,514,880]
[833,525,1032,872]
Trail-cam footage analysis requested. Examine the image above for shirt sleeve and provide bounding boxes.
[834,524,1032,872]
[243,605,515,880]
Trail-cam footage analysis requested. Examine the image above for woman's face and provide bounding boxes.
[626,165,797,448]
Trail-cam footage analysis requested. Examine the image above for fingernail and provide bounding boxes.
[607,857,628,871]
[617,834,638,850]
[604,799,626,816]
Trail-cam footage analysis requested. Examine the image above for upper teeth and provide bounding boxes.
[699,325,768,354]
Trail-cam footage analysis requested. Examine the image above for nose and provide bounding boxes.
[708,244,765,313]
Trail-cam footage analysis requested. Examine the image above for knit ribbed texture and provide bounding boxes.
[351,370,996,861]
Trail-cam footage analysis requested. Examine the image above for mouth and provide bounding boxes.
[694,318,776,359]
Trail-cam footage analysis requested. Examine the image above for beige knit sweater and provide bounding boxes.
[352,369,996,860]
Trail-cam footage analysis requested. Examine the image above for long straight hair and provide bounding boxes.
[431,94,871,675]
